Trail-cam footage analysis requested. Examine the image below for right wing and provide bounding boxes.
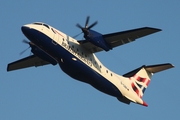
[7,55,54,71]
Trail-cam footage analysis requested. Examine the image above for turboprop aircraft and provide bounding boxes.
[7,16,174,107]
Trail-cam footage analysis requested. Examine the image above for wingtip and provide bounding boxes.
[7,64,10,72]
[143,27,162,32]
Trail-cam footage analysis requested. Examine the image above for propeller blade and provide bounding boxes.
[22,39,29,44]
[76,23,83,29]
[19,46,30,55]
[85,16,90,28]
[88,21,98,29]
[73,32,83,38]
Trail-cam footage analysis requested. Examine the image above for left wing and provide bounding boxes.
[103,27,161,48]
[7,55,54,71]
[79,27,161,53]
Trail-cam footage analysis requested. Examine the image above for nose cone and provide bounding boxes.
[21,25,30,36]
[21,25,34,41]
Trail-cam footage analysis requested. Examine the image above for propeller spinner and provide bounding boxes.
[76,16,98,38]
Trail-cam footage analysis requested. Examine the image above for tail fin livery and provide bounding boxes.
[129,67,152,98]
[122,63,174,106]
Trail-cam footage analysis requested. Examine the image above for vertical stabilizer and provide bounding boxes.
[130,67,151,98]
[123,63,174,99]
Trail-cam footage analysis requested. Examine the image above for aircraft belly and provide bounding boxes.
[58,57,92,83]
[58,56,122,98]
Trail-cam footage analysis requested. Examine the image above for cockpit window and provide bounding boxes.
[51,28,56,34]
[33,22,43,25]
[43,24,49,29]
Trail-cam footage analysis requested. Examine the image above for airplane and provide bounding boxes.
[7,16,174,107]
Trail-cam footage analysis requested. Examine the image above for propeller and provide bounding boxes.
[75,16,98,38]
[19,39,31,55]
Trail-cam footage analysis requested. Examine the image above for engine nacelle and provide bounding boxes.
[86,30,112,51]
[31,45,57,65]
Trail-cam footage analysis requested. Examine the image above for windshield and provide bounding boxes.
[33,22,50,29]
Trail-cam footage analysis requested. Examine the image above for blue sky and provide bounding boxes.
[1,0,180,120]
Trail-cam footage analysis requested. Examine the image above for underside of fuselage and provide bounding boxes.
[21,26,123,98]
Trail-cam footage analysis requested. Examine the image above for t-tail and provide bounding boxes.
[121,63,174,107]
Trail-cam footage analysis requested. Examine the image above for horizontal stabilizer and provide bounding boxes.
[145,63,174,73]
[123,63,174,77]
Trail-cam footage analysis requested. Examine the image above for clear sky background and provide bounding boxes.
[0,0,180,120]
